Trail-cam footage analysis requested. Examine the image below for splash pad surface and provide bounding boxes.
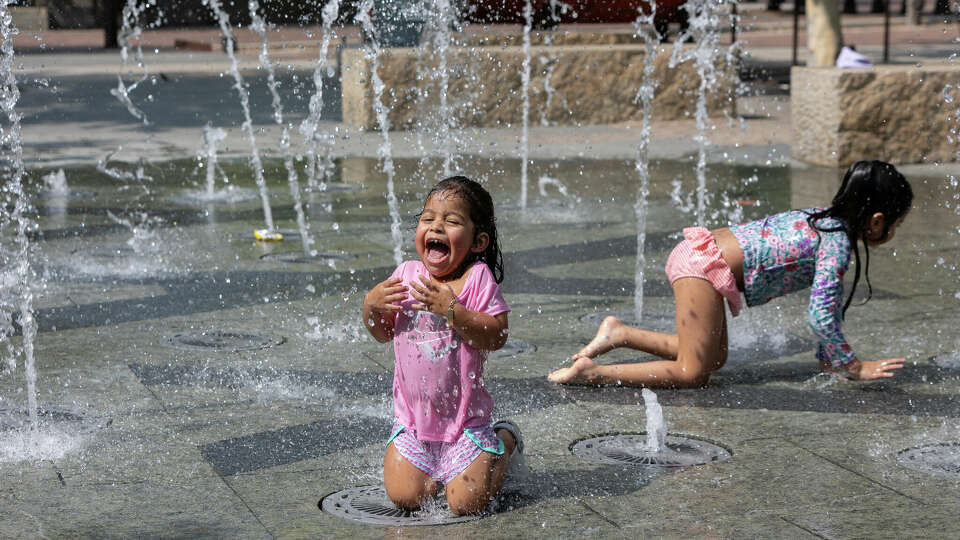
[5,151,960,537]
[6,26,960,538]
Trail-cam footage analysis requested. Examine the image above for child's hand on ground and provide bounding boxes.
[365,277,408,313]
[847,358,906,379]
[409,275,456,316]
[821,358,906,380]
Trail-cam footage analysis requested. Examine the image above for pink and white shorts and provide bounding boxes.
[665,227,743,317]
[387,422,504,485]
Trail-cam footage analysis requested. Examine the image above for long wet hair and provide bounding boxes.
[423,176,504,284]
[805,160,913,317]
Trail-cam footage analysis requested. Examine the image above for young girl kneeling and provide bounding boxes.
[362,176,525,515]
[549,160,914,388]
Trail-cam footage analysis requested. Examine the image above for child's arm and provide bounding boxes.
[362,277,407,343]
[820,358,906,380]
[409,275,509,351]
[450,309,509,351]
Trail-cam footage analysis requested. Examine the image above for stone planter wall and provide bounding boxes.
[342,41,737,131]
[12,7,47,32]
[792,65,960,167]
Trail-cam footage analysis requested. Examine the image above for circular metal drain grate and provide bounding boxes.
[897,443,960,478]
[320,485,483,526]
[0,407,106,433]
[489,338,536,359]
[163,330,284,352]
[259,251,352,264]
[570,433,732,467]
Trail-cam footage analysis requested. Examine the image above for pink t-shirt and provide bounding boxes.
[389,260,510,443]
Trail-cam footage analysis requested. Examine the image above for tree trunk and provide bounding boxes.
[900,0,924,15]
[905,0,923,23]
[103,0,122,49]
[806,0,842,67]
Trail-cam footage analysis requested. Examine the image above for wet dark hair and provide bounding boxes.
[423,176,504,283]
[806,160,913,316]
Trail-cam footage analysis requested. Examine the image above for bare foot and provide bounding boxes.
[548,355,600,385]
[576,316,629,359]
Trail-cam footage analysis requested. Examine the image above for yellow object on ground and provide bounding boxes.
[254,229,283,242]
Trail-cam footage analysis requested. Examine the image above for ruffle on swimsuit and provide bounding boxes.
[665,227,743,317]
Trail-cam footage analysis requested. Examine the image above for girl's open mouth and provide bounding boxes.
[425,239,450,264]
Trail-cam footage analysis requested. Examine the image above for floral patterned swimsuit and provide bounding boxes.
[729,208,855,367]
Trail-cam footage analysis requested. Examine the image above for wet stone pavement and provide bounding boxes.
[1,149,959,539]
[2,7,959,535]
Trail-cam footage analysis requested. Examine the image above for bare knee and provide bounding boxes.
[383,443,437,510]
[445,450,505,515]
[446,485,489,516]
[385,479,433,510]
[671,363,712,388]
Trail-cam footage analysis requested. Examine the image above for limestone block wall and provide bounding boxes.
[11,7,48,31]
[342,42,736,131]
[792,65,960,167]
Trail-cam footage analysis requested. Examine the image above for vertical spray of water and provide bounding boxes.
[301,0,341,192]
[43,169,68,197]
[96,149,160,255]
[359,0,404,265]
[947,18,960,214]
[539,44,561,126]
[203,0,275,232]
[671,0,740,226]
[948,4,959,255]
[631,4,662,324]
[536,2,568,128]
[97,148,152,183]
[44,170,68,230]
[412,35,432,188]
[106,7,166,258]
[111,0,154,125]
[945,83,958,168]
[413,37,429,181]
[248,0,314,255]
[249,1,282,126]
[642,388,667,452]
[945,78,960,301]
[202,125,227,196]
[0,3,38,426]
[430,0,457,176]
[520,0,532,209]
